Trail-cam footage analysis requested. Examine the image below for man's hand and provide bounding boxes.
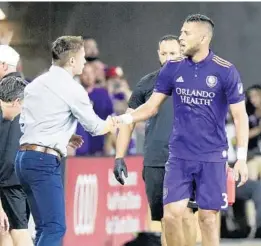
[111,114,133,126]
[68,134,84,149]
[0,209,9,234]
[233,159,248,187]
[114,158,128,185]
[105,115,120,133]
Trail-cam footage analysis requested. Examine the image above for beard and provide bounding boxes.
[182,45,200,57]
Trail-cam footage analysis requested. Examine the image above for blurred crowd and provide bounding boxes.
[65,37,145,157]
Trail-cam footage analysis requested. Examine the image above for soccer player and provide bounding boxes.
[113,14,249,246]
[113,35,197,246]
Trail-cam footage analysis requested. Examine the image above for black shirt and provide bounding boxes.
[2,72,22,80]
[0,72,23,186]
[128,70,173,167]
[0,115,22,186]
[248,112,261,152]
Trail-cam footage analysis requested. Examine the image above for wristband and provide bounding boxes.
[236,147,247,161]
[119,113,133,124]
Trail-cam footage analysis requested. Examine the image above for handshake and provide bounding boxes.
[103,113,134,133]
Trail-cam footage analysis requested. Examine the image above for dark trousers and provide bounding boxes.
[15,150,66,246]
[236,179,261,228]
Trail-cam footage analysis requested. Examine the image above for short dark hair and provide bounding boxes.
[247,84,261,92]
[159,35,179,45]
[51,36,84,66]
[0,76,26,102]
[82,36,95,41]
[185,14,215,29]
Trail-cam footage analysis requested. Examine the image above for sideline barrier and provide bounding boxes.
[63,156,148,246]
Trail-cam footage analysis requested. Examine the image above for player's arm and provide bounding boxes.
[115,108,136,159]
[230,102,249,155]
[103,96,117,155]
[127,92,167,123]
[114,81,146,185]
[225,65,249,187]
[113,109,135,185]
[114,61,176,125]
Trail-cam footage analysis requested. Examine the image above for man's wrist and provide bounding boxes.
[119,113,133,124]
[236,147,247,161]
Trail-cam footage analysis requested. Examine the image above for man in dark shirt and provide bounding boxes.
[246,85,261,180]
[113,35,197,246]
[0,45,33,246]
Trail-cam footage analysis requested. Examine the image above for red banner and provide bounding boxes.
[63,156,148,246]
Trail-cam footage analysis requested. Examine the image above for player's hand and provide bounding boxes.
[0,209,9,234]
[68,134,84,149]
[110,116,121,128]
[105,115,118,132]
[111,114,133,126]
[114,158,128,185]
[233,159,248,187]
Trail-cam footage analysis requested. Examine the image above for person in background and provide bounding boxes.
[0,28,13,46]
[0,45,22,82]
[0,45,32,246]
[246,84,261,180]
[83,36,107,87]
[226,112,261,239]
[106,66,132,101]
[90,59,107,87]
[75,63,114,156]
[0,76,34,246]
[105,66,138,155]
[83,36,99,61]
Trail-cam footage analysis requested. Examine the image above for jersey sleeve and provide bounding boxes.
[128,82,146,109]
[224,65,245,104]
[153,60,178,96]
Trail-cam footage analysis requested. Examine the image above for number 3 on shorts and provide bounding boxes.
[221,193,228,209]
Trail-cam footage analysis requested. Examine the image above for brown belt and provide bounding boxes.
[19,144,62,160]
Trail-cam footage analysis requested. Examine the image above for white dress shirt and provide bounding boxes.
[20,65,107,156]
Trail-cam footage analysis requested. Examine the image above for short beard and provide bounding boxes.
[183,46,200,58]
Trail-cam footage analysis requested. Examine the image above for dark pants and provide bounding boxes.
[15,150,66,246]
[236,179,261,228]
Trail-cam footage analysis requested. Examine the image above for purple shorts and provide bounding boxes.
[163,157,227,210]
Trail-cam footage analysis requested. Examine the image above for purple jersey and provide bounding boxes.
[154,50,245,162]
[76,87,114,156]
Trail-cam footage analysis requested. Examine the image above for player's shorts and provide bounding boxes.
[163,157,227,211]
[0,185,30,230]
[143,166,198,221]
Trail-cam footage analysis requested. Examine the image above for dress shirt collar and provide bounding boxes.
[49,65,73,79]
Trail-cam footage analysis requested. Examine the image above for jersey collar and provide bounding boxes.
[187,50,214,67]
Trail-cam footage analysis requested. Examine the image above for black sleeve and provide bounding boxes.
[128,82,146,109]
